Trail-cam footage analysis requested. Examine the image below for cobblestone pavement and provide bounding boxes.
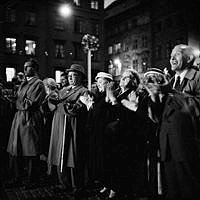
[1,184,100,200]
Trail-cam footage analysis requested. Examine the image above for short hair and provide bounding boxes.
[173,44,196,64]
[27,58,39,71]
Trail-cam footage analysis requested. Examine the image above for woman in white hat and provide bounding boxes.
[80,72,116,193]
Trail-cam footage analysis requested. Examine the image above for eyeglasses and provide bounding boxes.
[67,73,79,78]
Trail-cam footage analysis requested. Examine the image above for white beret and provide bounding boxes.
[95,72,113,81]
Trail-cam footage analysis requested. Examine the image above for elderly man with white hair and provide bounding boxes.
[145,44,200,200]
[170,44,200,98]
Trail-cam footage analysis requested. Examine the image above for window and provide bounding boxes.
[6,8,16,23]
[6,68,16,82]
[55,17,65,30]
[25,11,36,26]
[113,43,121,54]
[55,70,62,83]
[155,45,162,59]
[73,42,83,60]
[91,0,99,10]
[141,35,148,48]
[127,20,132,30]
[55,40,65,58]
[108,46,113,55]
[142,57,148,71]
[25,40,36,55]
[73,0,80,6]
[92,51,99,62]
[114,25,119,34]
[166,42,172,58]
[5,38,16,54]
[119,23,125,33]
[137,16,150,25]
[132,40,138,49]
[74,19,84,33]
[132,59,138,69]
[92,23,99,35]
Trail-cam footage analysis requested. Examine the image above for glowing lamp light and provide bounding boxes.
[59,4,72,18]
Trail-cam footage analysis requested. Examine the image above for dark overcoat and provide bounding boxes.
[159,92,200,199]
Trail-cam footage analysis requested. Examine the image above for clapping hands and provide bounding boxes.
[105,83,117,105]
[79,92,94,110]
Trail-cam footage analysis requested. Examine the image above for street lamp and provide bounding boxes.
[82,34,99,90]
[59,4,72,18]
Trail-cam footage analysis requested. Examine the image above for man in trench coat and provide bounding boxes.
[7,58,46,187]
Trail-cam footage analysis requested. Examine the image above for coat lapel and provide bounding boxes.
[60,85,82,101]
[17,76,38,99]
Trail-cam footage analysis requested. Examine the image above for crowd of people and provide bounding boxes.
[0,43,200,200]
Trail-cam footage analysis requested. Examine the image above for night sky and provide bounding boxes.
[104,0,116,8]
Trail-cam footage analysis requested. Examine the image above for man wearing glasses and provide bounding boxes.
[48,64,88,192]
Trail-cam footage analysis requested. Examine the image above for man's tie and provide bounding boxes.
[174,76,181,91]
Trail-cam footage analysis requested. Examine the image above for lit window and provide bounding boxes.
[73,0,80,6]
[6,68,16,82]
[25,11,36,26]
[142,57,148,71]
[5,38,16,54]
[91,0,99,10]
[114,43,121,54]
[55,70,62,83]
[25,40,36,55]
[55,41,65,58]
[108,46,113,55]
[6,8,16,23]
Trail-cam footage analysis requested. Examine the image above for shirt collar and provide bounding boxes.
[175,69,188,83]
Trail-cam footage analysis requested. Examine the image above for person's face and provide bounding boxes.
[67,71,81,86]
[120,71,131,89]
[60,76,67,86]
[96,77,109,92]
[24,61,35,77]
[170,47,187,72]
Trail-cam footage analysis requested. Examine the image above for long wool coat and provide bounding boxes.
[47,85,88,171]
[7,76,46,156]
[159,92,200,199]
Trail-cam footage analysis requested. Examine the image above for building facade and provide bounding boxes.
[105,0,200,76]
[0,0,104,82]
[104,0,151,76]
[151,0,200,73]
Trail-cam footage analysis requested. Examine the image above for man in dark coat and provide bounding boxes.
[7,58,46,187]
[146,67,200,200]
